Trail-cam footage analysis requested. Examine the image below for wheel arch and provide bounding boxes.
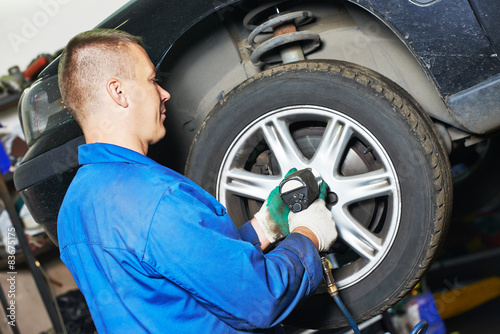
[154,0,462,170]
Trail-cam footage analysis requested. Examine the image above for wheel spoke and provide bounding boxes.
[311,119,353,171]
[224,168,280,201]
[261,117,306,170]
[338,169,396,204]
[334,210,383,260]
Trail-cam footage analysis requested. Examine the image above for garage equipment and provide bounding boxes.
[0,175,66,333]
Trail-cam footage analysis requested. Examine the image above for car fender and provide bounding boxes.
[347,0,500,134]
[36,0,500,134]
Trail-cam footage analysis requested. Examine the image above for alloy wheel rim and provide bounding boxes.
[216,105,401,288]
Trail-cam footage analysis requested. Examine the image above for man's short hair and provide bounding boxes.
[58,29,144,124]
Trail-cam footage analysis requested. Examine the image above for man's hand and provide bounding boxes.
[289,183,337,252]
[254,168,297,243]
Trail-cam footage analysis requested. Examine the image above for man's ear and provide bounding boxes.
[106,78,129,108]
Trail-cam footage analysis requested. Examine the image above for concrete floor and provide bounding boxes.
[0,251,78,334]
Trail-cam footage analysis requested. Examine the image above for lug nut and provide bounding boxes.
[326,192,338,206]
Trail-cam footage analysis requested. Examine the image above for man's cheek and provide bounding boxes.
[129,85,148,103]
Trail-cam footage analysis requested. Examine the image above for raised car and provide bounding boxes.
[14,0,500,329]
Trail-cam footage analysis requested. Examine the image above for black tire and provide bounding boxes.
[185,61,452,329]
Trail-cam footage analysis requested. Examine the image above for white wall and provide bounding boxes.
[0,0,130,76]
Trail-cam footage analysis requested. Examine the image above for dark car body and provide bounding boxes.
[13,0,500,328]
[14,0,500,240]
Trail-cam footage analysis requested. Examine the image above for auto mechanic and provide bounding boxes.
[56,29,338,333]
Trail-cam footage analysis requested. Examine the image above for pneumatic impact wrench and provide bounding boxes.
[278,168,361,333]
[278,168,427,334]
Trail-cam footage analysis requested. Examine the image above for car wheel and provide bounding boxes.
[185,61,452,328]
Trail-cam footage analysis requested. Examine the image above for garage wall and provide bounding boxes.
[0,0,130,76]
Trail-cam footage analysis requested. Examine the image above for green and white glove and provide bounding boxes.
[254,168,297,243]
[288,182,338,252]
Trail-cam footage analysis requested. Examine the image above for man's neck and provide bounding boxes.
[84,133,149,156]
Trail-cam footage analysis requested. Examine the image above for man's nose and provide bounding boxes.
[158,85,171,101]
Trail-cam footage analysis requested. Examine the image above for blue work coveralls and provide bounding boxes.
[58,143,323,333]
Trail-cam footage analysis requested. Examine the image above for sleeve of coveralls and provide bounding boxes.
[237,221,262,249]
[143,182,323,330]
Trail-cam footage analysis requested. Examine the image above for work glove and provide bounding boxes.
[288,182,338,252]
[254,168,297,243]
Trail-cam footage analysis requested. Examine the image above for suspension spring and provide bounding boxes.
[243,3,321,66]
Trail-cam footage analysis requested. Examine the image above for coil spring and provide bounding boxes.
[243,2,321,65]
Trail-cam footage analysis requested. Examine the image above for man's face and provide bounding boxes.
[126,43,170,146]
